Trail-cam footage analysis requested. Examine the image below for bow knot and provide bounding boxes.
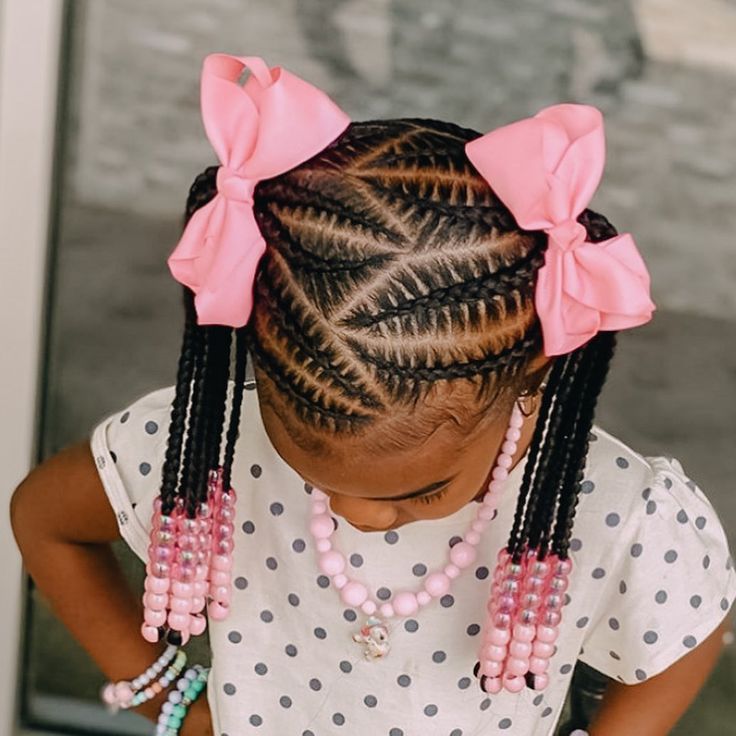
[465,103,656,356]
[216,166,256,203]
[547,218,587,252]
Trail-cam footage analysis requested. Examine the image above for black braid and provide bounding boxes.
[159,289,198,517]
[551,331,617,557]
[528,341,598,556]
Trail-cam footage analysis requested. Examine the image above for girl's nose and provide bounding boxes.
[326,493,399,531]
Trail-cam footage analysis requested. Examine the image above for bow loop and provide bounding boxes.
[465,103,656,356]
[167,53,351,326]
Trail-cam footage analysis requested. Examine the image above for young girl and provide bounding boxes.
[12,53,736,736]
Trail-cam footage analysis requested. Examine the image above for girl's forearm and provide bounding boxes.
[12,523,170,724]
[587,618,730,736]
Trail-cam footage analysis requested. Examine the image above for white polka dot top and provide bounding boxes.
[90,382,736,736]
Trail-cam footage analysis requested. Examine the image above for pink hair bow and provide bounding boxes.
[168,54,351,327]
[465,103,656,356]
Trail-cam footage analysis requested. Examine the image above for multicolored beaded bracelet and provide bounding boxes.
[100,646,187,714]
[125,649,188,710]
[155,664,210,735]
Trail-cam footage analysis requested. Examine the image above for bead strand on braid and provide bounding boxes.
[206,326,249,622]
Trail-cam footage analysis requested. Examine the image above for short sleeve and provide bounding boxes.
[89,385,176,563]
[578,455,736,684]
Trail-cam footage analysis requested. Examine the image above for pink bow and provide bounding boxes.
[168,54,351,327]
[465,103,656,357]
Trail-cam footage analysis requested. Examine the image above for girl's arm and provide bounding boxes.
[9,440,180,725]
[587,616,731,736]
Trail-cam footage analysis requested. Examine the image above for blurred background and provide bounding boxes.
[3,0,735,734]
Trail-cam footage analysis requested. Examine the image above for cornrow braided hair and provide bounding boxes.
[158,118,619,649]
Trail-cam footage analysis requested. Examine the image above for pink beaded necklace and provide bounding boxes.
[307,400,526,661]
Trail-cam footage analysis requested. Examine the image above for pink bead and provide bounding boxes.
[379,602,394,618]
[471,519,488,533]
[393,591,419,616]
[417,590,432,606]
[311,501,327,514]
[493,611,513,629]
[501,440,517,455]
[424,572,450,597]
[144,608,166,627]
[465,530,481,545]
[497,548,511,563]
[141,624,160,643]
[208,600,229,620]
[509,640,532,658]
[211,554,232,572]
[506,656,530,676]
[509,412,524,429]
[521,592,541,609]
[488,479,505,493]
[532,640,555,658]
[503,673,526,693]
[189,613,207,636]
[144,592,167,610]
[532,673,549,690]
[513,623,536,642]
[171,597,193,614]
[340,581,368,606]
[519,608,538,625]
[361,599,377,615]
[555,558,573,576]
[505,427,521,442]
[492,467,509,481]
[489,627,511,645]
[497,453,513,469]
[167,611,189,630]
[536,625,559,643]
[113,681,134,703]
[191,596,205,612]
[145,576,170,594]
[549,576,569,593]
[450,542,477,569]
[172,581,193,598]
[546,594,563,611]
[333,573,348,589]
[100,683,117,706]
[481,659,504,677]
[311,488,328,501]
[482,676,503,694]
[543,610,562,627]
[210,570,230,587]
[485,644,507,662]
[319,550,345,576]
[316,539,331,552]
[309,514,334,539]
[208,585,229,604]
[444,563,461,579]
[478,505,495,520]
[529,656,549,674]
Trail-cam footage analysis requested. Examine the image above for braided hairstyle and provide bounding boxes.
[159,117,618,617]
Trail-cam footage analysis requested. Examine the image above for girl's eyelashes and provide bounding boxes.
[409,486,451,505]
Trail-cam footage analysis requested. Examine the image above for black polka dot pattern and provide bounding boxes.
[96,390,736,732]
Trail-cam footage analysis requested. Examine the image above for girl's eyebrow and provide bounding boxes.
[375,475,457,501]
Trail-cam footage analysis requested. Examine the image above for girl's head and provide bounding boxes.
[146,55,654,693]
[167,116,619,552]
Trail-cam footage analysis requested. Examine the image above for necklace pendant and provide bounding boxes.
[352,615,391,661]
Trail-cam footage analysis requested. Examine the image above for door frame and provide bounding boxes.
[0,0,65,734]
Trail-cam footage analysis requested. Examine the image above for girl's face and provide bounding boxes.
[260,394,541,533]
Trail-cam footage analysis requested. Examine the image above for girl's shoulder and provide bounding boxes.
[568,423,736,684]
